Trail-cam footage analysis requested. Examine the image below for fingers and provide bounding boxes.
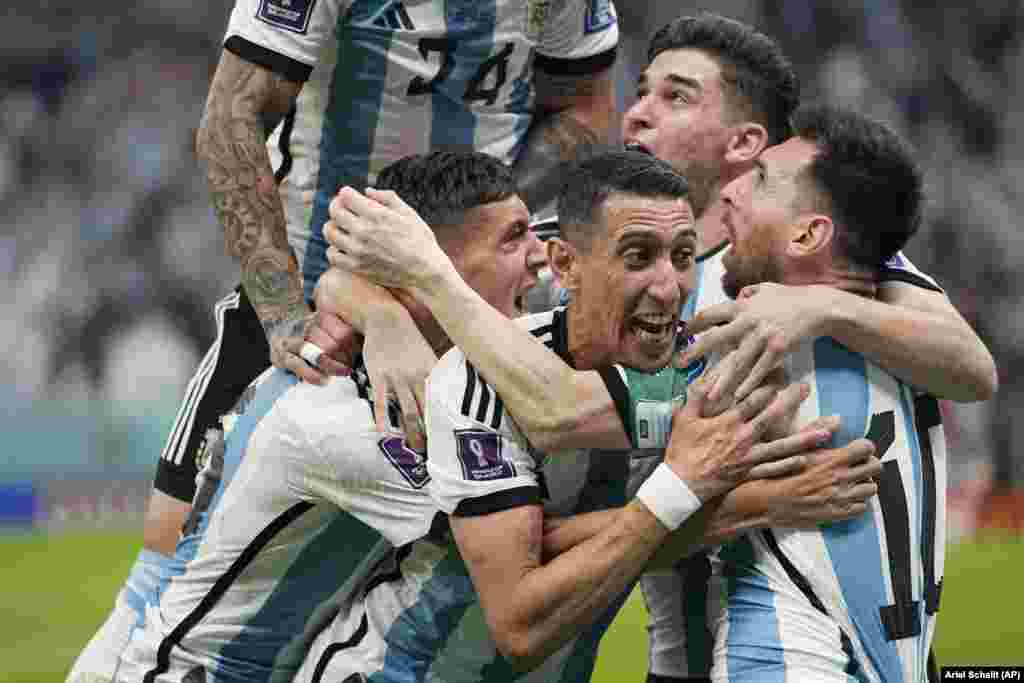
[371,382,393,437]
[831,438,877,467]
[271,336,328,385]
[685,301,738,336]
[733,337,787,401]
[731,383,781,423]
[306,311,358,375]
[746,382,809,434]
[395,383,426,452]
[708,338,761,403]
[745,426,835,478]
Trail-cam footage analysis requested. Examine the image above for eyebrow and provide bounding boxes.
[664,73,703,93]
[619,227,698,242]
[636,72,703,93]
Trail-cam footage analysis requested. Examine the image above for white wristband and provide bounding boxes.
[635,462,702,531]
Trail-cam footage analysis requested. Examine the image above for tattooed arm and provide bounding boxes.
[195,50,310,357]
[512,59,617,214]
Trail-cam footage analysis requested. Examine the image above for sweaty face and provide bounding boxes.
[447,196,544,318]
[719,137,818,297]
[570,193,697,372]
[622,49,736,216]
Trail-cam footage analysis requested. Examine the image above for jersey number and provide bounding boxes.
[866,397,942,641]
[407,39,515,105]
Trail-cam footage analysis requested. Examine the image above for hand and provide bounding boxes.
[268,312,359,384]
[679,283,853,402]
[324,186,450,290]
[268,314,323,384]
[666,379,814,502]
[362,312,438,451]
[761,437,880,527]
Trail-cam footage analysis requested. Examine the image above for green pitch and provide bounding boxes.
[3,530,1020,682]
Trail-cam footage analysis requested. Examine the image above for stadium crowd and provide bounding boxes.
[3,1,1018,682]
[3,1,1021,497]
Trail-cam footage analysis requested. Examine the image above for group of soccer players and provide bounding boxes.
[69,1,998,682]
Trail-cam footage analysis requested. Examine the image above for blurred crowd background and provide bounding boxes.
[1,0,1021,533]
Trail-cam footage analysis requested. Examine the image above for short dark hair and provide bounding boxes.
[558,150,689,249]
[373,151,517,241]
[791,103,923,268]
[648,13,798,144]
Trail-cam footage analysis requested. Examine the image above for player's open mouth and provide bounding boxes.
[624,142,653,156]
[514,294,525,314]
[630,315,675,345]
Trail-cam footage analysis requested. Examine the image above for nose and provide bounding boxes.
[645,254,680,306]
[525,231,547,275]
[622,96,652,137]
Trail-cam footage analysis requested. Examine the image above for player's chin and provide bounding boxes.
[619,332,675,373]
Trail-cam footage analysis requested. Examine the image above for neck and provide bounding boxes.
[784,264,878,298]
[695,202,729,253]
[565,303,608,371]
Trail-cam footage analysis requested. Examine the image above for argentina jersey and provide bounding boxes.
[116,361,436,683]
[712,340,947,683]
[223,0,619,300]
[639,241,945,682]
[297,307,648,682]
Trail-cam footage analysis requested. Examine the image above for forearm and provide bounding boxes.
[512,65,615,213]
[477,502,666,666]
[830,286,997,401]
[418,264,629,449]
[316,268,415,337]
[196,50,306,339]
[511,110,603,214]
[541,510,617,561]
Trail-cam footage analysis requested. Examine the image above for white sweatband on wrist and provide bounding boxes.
[635,462,702,531]
[299,342,324,369]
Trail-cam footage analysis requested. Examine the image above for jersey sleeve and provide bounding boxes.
[223,0,346,81]
[425,348,543,518]
[534,0,619,71]
[879,251,944,293]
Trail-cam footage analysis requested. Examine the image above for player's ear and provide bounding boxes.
[789,213,834,258]
[724,122,769,165]
[547,238,580,290]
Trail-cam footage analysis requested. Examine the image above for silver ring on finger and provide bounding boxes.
[299,342,325,369]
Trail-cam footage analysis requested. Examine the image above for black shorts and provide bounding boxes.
[153,287,270,502]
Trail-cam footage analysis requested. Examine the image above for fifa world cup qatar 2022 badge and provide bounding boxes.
[378,436,430,489]
[524,0,550,41]
[257,0,316,34]
[455,429,516,481]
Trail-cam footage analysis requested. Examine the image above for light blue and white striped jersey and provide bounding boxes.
[641,242,947,681]
[296,307,697,682]
[116,361,434,683]
[224,0,619,300]
[711,340,948,682]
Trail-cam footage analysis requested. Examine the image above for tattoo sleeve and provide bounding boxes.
[196,51,307,340]
[511,66,614,214]
[511,111,601,214]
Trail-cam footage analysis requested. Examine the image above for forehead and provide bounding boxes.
[457,195,529,242]
[599,192,695,241]
[642,48,725,95]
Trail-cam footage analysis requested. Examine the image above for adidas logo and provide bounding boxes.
[372,1,415,29]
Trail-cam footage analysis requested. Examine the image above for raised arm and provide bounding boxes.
[541,429,879,567]
[326,189,631,451]
[195,50,311,374]
[512,56,617,213]
[434,377,810,668]
[681,280,998,404]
